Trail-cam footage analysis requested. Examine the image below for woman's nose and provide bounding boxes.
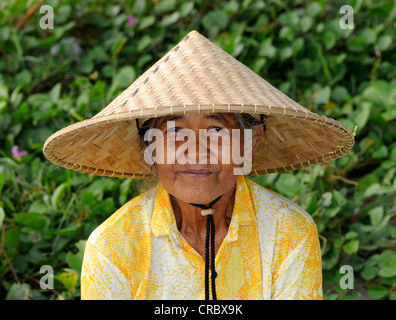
[174,129,230,165]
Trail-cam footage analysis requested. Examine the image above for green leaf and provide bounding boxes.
[306,2,323,17]
[14,212,46,231]
[56,4,72,24]
[363,183,393,198]
[331,86,348,102]
[179,2,194,18]
[295,58,320,77]
[28,202,47,214]
[0,25,10,41]
[279,46,293,61]
[343,239,359,254]
[161,12,180,27]
[0,82,9,99]
[119,178,132,204]
[13,255,28,273]
[362,80,396,108]
[137,16,155,31]
[361,265,378,280]
[304,192,318,214]
[368,285,388,299]
[54,227,80,237]
[360,28,376,45]
[323,31,336,49]
[325,207,341,218]
[5,283,30,300]
[250,15,268,32]
[15,70,32,88]
[0,206,4,228]
[202,10,229,31]
[111,37,127,60]
[274,173,301,198]
[55,270,78,292]
[332,189,346,206]
[368,206,384,226]
[49,83,62,103]
[314,86,331,104]
[366,254,380,267]
[357,175,378,194]
[320,192,333,207]
[26,247,46,264]
[0,172,6,197]
[51,182,68,209]
[154,0,176,14]
[27,93,50,106]
[137,35,152,52]
[354,102,371,131]
[378,250,396,267]
[292,38,304,54]
[334,238,344,249]
[91,198,115,217]
[300,16,313,32]
[377,35,392,51]
[66,240,86,274]
[223,0,239,14]
[372,145,388,159]
[132,0,146,15]
[4,227,20,249]
[113,66,137,89]
[278,11,299,27]
[345,231,358,240]
[322,247,339,270]
[378,258,396,278]
[259,38,276,58]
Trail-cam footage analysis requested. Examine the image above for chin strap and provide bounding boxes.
[189,194,222,300]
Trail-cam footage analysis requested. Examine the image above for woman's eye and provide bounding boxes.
[166,127,181,133]
[208,126,223,133]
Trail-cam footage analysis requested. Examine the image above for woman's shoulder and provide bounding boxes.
[245,178,316,229]
[86,186,158,246]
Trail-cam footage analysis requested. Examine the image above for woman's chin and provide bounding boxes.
[173,186,220,205]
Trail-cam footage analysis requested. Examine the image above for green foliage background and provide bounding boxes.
[1,0,396,300]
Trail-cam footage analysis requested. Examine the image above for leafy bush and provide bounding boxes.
[0,0,395,300]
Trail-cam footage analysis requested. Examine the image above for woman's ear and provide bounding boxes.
[252,125,265,155]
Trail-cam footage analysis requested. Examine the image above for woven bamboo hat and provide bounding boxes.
[43,30,355,179]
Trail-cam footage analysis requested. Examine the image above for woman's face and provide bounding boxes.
[149,112,261,204]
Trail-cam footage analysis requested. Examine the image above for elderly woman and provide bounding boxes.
[43,31,355,300]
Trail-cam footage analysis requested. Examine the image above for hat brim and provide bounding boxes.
[43,103,354,179]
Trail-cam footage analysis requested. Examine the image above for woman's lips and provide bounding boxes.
[179,170,215,178]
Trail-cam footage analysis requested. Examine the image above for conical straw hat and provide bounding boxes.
[43,30,355,179]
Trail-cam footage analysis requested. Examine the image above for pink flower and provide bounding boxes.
[12,145,28,159]
[126,15,136,27]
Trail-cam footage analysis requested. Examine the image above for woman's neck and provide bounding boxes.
[170,186,236,253]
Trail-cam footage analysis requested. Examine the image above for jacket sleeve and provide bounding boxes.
[271,219,323,300]
[80,241,133,300]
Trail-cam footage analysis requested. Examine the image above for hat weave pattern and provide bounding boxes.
[43,30,355,179]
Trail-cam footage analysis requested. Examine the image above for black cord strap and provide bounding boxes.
[189,194,222,300]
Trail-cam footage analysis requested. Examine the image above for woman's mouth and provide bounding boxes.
[179,170,215,178]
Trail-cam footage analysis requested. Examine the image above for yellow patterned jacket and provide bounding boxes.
[81,175,323,300]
